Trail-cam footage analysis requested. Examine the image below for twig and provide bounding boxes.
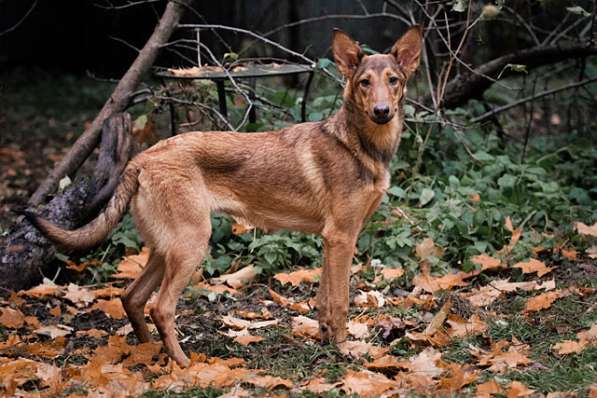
[93,0,161,10]
[471,76,597,123]
[0,0,38,37]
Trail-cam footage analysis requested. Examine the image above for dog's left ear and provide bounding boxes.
[391,25,423,78]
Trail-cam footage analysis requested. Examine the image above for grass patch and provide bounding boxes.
[141,387,222,398]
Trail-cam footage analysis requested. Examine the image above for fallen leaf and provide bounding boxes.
[63,283,95,307]
[446,314,487,338]
[113,247,150,279]
[268,288,311,314]
[76,328,108,338]
[236,309,272,320]
[464,278,555,307]
[92,286,124,299]
[506,380,535,397]
[0,307,25,329]
[338,340,388,359]
[561,248,577,260]
[513,258,553,277]
[340,369,396,398]
[475,379,503,398]
[473,341,532,373]
[347,320,370,339]
[20,281,62,298]
[424,300,451,335]
[553,340,587,355]
[575,221,597,237]
[212,265,257,289]
[35,324,73,338]
[291,315,319,339]
[400,347,444,378]
[413,272,469,293]
[381,267,404,280]
[524,291,562,313]
[194,281,239,296]
[246,375,292,390]
[274,268,321,286]
[90,299,126,319]
[416,238,443,260]
[354,290,385,308]
[222,315,278,330]
[587,246,597,259]
[471,254,502,270]
[436,363,478,394]
[300,378,339,394]
[233,335,263,346]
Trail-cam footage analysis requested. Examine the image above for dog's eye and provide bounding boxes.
[389,76,399,85]
[359,79,370,88]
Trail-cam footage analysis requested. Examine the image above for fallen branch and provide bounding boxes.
[29,0,191,206]
[471,76,597,124]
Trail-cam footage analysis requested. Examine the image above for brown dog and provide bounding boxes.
[27,26,422,367]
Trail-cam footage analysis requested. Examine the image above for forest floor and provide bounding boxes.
[0,71,595,397]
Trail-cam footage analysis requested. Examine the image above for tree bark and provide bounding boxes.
[29,0,192,206]
[0,114,134,291]
[438,44,597,109]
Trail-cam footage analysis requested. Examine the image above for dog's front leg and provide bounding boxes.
[318,230,356,343]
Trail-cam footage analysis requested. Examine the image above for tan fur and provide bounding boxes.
[30,26,422,366]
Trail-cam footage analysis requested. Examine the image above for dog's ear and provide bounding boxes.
[391,25,423,78]
[332,29,363,79]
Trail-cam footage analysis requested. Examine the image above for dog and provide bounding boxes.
[26,26,422,367]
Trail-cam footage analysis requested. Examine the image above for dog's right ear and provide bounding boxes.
[332,29,363,79]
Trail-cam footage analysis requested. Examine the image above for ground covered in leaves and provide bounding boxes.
[0,227,596,397]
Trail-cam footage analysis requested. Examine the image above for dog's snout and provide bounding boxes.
[373,104,390,117]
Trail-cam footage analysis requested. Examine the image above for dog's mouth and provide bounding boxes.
[370,113,394,125]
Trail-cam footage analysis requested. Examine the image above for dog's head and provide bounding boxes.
[332,26,422,125]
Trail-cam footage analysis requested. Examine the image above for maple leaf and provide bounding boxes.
[34,324,73,338]
[464,278,555,307]
[553,340,587,355]
[474,341,532,373]
[506,380,535,397]
[575,221,597,237]
[222,315,278,330]
[274,267,321,286]
[513,258,553,277]
[193,281,239,296]
[20,280,62,298]
[436,363,478,394]
[300,377,339,394]
[560,248,577,260]
[235,309,272,320]
[63,283,95,307]
[246,374,293,390]
[400,347,444,378]
[475,379,503,398]
[92,286,124,299]
[212,265,257,289]
[0,307,25,329]
[233,335,264,346]
[365,354,404,372]
[340,369,397,398]
[291,315,319,339]
[523,291,562,313]
[113,247,150,279]
[347,320,370,339]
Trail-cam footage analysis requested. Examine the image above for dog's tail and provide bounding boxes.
[24,163,141,251]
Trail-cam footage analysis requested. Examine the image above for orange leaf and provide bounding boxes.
[413,272,469,293]
[246,375,293,390]
[338,340,388,360]
[380,267,404,280]
[437,363,478,394]
[471,254,502,271]
[506,381,535,397]
[212,265,257,289]
[553,340,587,355]
[512,258,553,277]
[575,221,597,237]
[291,315,319,339]
[113,247,150,279]
[475,379,503,398]
[446,314,487,338]
[233,335,263,346]
[524,291,562,313]
[90,299,126,319]
[0,307,25,329]
[231,223,255,235]
[274,268,321,286]
[340,369,397,398]
[561,248,577,260]
[268,288,311,314]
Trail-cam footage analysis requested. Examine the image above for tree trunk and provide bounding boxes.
[0,114,134,291]
[29,0,192,206]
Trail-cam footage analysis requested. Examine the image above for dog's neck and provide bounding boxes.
[324,100,403,170]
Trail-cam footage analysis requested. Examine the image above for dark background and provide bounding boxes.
[0,0,406,77]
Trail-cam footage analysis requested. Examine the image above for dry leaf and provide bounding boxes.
[416,238,443,260]
[0,307,25,329]
[424,300,451,335]
[524,291,562,313]
[301,378,339,394]
[63,283,95,307]
[553,340,587,355]
[475,379,503,398]
[381,267,404,280]
[413,272,469,293]
[20,281,62,298]
[233,334,263,346]
[90,299,126,319]
[76,328,108,338]
[354,290,385,308]
[436,363,478,394]
[471,254,502,270]
[561,248,577,260]
[340,369,396,398]
[274,268,321,286]
[513,258,553,277]
[113,247,150,279]
[464,278,555,307]
[587,246,597,259]
[446,314,487,338]
[222,315,278,330]
[506,381,535,397]
[575,221,597,237]
[268,288,310,314]
[365,354,404,372]
[194,281,239,296]
[212,265,257,289]
[35,325,73,338]
[401,347,444,378]
[338,340,388,359]
[347,321,370,339]
[93,286,123,299]
[291,315,319,339]
[246,375,292,390]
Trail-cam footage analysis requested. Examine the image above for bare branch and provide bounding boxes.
[0,0,38,37]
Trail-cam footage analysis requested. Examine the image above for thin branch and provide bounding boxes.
[0,0,38,37]
[93,0,161,10]
[471,76,597,123]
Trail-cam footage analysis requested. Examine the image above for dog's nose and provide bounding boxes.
[373,104,390,117]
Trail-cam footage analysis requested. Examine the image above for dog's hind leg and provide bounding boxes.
[150,215,211,367]
[121,249,165,343]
